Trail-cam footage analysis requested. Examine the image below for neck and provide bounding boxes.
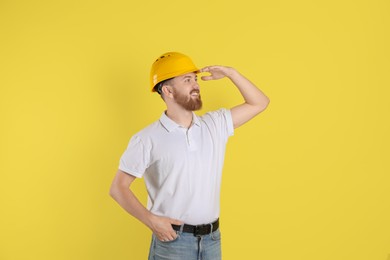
[166,106,194,128]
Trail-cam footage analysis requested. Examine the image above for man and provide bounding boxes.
[110,52,269,259]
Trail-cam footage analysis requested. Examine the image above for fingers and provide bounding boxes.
[200,66,214,81]
[153,216,182,242]
[157,229,178,242]
[161,218,182,241]
[157,231,177,242]
[200,65,229,81]
[170,218,184,226]
[200,65,220,72]
[200,66,210,73]
[200,67,218,81]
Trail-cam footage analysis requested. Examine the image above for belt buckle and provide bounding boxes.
[194,225,201,236]
[194,224,211,236]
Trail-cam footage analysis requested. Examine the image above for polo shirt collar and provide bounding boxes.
[160,111,201,132]
[192,112,201,127]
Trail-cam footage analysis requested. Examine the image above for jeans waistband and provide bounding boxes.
[172,218,219,236]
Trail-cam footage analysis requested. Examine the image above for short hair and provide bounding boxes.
[154,78,174,95]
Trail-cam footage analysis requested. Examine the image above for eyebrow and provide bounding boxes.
[182,75,197,80]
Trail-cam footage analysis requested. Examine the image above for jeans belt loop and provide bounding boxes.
[209,223,213,235]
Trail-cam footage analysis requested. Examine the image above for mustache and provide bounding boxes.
[190,89,200,94]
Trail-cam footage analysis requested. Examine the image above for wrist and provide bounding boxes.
[145,212,157,230]
[226,67,240,80]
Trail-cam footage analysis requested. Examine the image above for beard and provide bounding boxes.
[172,89,203,111]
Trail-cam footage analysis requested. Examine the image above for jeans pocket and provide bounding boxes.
[211,229,221,241]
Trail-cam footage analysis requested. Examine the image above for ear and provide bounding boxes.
[162,85,174,98]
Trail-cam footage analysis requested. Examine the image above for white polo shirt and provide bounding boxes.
[119,108,234,225]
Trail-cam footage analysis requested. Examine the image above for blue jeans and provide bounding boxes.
[148,228,222,260]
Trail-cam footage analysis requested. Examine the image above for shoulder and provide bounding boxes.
[199,108,234,137]
[200,108,232,122]
[132,119,163,140]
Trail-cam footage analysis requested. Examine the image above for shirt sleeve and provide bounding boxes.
[204,108,234,140]
[223,109,234,137]
[119,135,150,178]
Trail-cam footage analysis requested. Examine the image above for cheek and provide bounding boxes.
[175,87,190,96]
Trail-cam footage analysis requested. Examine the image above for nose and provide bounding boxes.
[193,80,200,90]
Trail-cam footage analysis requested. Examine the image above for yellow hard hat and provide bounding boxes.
[150,52,199,92]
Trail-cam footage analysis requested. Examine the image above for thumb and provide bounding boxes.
[201,75,213,81]
[170,218,184,226]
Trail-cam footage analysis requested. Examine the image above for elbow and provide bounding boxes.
[256,97,270,114]
[109,170,135,201]
[109,187,115,200]
[109,183,119,201]
[263,97,270,110]
[109,186,123,205]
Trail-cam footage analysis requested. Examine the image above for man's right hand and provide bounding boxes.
[149,214,183,242]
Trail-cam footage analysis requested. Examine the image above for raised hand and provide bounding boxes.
[200,65,235,81]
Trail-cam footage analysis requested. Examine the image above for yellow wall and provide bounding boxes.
[1,0,389,259]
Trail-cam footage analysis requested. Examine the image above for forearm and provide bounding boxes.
[110,185,153,229]
[110,170,182,241]
[227,68,270,111]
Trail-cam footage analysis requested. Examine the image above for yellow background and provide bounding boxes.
[1,0,389,259]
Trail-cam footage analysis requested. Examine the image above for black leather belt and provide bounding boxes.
[172,219,219,236]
